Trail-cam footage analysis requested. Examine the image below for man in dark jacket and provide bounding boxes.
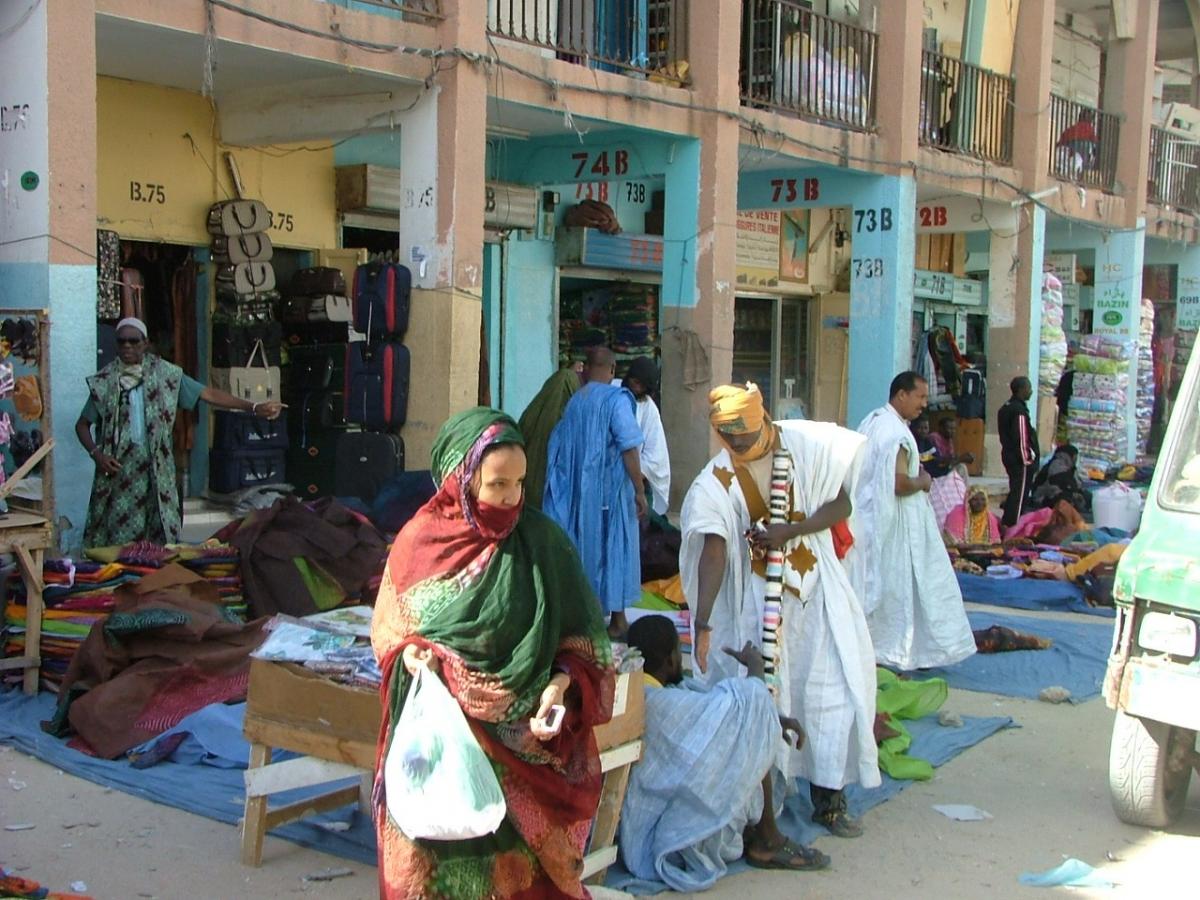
[998,376,1040,528]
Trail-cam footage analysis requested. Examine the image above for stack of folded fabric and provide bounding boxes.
[176,541,246,619]
[1135,298,1155,457]
[609,284,659,379]
[3,559,138,689]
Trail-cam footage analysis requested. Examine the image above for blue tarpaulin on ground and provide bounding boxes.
[921,610,1113,703]
[956,573,1113,618]
[606,713,1015,894]
[0,691,377,864]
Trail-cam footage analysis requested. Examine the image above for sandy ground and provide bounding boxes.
[3,605,1199,900]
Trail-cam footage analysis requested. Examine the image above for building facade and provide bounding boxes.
[0,0,1196,548]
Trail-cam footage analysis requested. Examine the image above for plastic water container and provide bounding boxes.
[1092,484,1143,533]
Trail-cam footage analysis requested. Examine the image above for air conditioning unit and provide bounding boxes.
[485,182,538,231]
[336,165,402,215]
[1162,103,1200,138]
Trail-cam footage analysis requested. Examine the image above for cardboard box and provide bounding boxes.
[244,659,380,766]
[594,671,645,751]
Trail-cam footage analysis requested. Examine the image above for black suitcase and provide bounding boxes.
[287,344,344,391]
[212,410,289,452]
[286,430,339,498]
[334,431,405,502]
[290,266,347,298]
[344,342,410,428]
[288,390,346,434]
[212,320,283,368]
[283,322,351,348]
[208,448,288,494]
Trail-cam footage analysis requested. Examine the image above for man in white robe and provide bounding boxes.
[680,384,879,839]
[854,372,976,671]
[617,356,671,515]
[619,615,828,890]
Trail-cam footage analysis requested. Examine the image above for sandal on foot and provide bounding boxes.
[813,809,864,839]
[745,839,831,871]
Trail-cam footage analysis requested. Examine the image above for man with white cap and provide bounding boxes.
[74,317,281,547]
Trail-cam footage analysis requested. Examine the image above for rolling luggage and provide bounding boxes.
[290,267,347,298]
[207,200,271,236]
[290,390,346,432]
[212,410,289,452]
[352,262,411,338]
[344,342,409,428]
[208,448,287,494]
[287,430,340,498]
[287,344,343,391]
[281,295,353,324]
[334,431,405,503]
[283,321,351,348]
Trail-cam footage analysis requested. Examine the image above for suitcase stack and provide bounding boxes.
[206,200,287,493]
[337,261,411,504]
[282,267,353,498]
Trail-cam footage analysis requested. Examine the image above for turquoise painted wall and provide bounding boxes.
[738,167,917,426]
[499,236,557,417]
[0,261,95,550]
[333,132,403,168]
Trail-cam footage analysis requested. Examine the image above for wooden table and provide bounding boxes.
[240,658,644,882]
[0,512,53,694]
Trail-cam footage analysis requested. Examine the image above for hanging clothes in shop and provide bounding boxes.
[171,257,199,454]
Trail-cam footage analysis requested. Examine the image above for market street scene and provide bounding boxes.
[2,1,1199,898]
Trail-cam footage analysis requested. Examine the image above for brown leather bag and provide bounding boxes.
[564,199,621,234]
[13,375,42,422]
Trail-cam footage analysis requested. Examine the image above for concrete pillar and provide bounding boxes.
[659,0,741,507]
[846,175,917,427]
[0,0,97,550]
[982,0,1053,469]
[399,0,489,468]
[1092,225,1146,457]
[1103,0,1159,225]
[873,0,923,165]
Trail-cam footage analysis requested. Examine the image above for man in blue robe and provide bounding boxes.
[544,347,647,638]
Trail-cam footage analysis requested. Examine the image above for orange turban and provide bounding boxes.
[709,383,767,434]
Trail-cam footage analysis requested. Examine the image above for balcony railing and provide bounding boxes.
[740,1,877,131]
[1148,125,1200,213]
[918,50,1014,165]
[487,0,690,84]
[1048,94,1119,192]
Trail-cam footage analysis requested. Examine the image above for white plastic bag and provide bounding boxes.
[384,666,507,840]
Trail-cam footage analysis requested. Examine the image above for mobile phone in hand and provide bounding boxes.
[542,704,566,734]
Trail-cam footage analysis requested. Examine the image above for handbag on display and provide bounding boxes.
[207,200,271,236]
[216,262,277,297]
[13,375,43,422]
[210,339,281,404]
[281,295,352,324]
[97,229,122,319]
[211,232,274,265]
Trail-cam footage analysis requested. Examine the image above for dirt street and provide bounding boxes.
[3,607,1197,899]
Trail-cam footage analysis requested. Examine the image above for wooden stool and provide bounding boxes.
[0,513,53,694]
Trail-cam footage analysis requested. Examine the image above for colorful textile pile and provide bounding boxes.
[0,867,94,900]
[1066,335,1133,472]
[558,284,660,378]
[1136,298,1155,457]
[2,542,246,691]
[1173,326,1195,396]
[1038,272,1068,406]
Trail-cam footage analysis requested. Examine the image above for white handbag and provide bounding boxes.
[211,339,280,403]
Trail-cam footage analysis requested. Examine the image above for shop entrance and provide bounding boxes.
[557,271,661,384]
[732,294,811,419]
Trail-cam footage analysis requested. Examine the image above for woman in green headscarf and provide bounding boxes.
[371,407,614,899]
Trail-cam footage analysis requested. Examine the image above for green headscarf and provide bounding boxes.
[431,406,524,484]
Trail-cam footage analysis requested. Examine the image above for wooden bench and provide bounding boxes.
[240,657,643,882]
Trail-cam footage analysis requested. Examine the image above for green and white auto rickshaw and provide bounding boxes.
[1106,343,1200,827]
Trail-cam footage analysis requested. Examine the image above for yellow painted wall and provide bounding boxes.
[981,0,1019,75]
[96,77,336,250]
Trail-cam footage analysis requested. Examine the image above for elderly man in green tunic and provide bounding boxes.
[74,317,281,548]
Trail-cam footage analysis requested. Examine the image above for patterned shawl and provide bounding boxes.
[372,407,614,900]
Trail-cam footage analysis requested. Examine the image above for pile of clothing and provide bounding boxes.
[1067,335,1133,472]
[2,541,248,692]
[608,284,659,380]
[1136,298,1155,456]
[252,604,380,687]
[913,325,969,406]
